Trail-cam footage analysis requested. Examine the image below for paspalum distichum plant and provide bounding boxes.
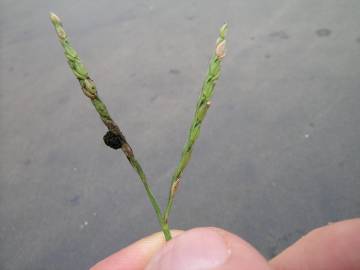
[50,12,227,241]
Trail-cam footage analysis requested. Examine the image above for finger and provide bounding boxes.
[90,230,183,270]
[270,218,360,270]
[145,227,271,270]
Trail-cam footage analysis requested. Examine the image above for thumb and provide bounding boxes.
[145,227,271,270]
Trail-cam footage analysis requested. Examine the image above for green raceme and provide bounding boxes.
[163,24,227,222]
[49,12,171,240]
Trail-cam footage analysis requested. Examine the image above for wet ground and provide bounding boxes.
[1,1,359,269]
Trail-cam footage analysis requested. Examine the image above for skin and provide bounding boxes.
[90,218,360,270]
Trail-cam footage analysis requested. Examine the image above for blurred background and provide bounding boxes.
[1,1,359,269]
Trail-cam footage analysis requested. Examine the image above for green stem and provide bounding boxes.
[163,24,228,226]
[127,156,171,240]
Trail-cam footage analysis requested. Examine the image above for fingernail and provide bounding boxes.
[146,228,231,270]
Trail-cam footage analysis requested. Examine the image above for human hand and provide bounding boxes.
[91,218,360,270]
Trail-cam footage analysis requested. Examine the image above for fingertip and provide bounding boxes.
[270,218,360,270]
[90,230,183,270]
[146,227,270,270]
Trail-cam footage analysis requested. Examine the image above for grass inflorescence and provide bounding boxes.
[50,12,227,240]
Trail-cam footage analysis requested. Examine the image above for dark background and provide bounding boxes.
[1,1,359,269]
